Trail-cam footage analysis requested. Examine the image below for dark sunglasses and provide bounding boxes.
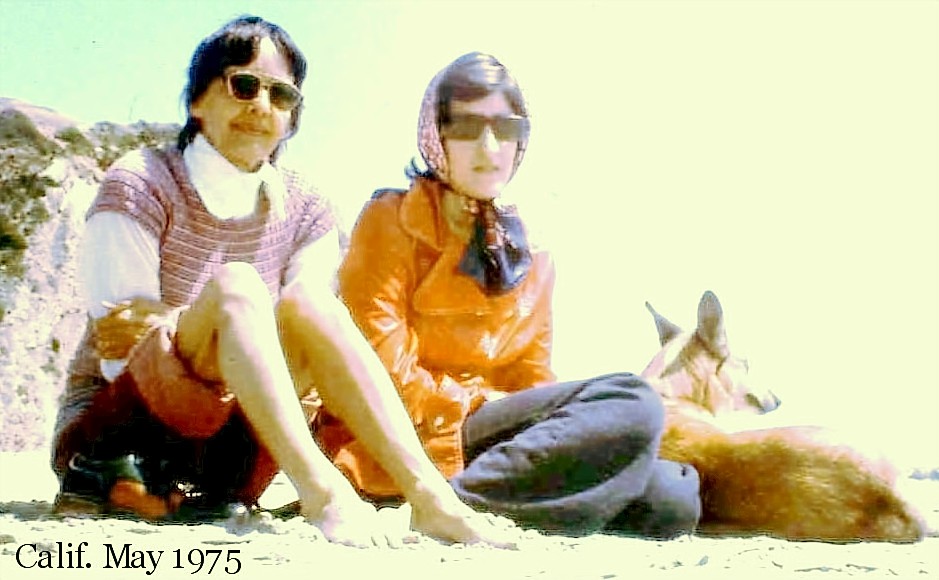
[441,114,530,142]
[225,71,303,111]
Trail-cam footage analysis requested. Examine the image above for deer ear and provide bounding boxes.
[696,290,728,357]
[646,301,683,346]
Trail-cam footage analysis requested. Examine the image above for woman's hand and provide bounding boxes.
[94,297,173,359]
[484,389,508,403]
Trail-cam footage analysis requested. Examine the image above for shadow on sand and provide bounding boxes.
[0,500,56,521]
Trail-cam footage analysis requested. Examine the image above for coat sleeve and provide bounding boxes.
[494,307,556,389]
[491,255,557,389]
[337,197,483,428]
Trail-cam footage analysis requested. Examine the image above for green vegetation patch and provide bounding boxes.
[0,108,179,280]
[0,110,60,278]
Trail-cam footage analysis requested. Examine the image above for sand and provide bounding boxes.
[2,451,938,580]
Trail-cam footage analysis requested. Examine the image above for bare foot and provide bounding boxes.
[409,490,521,548]
[300,490,387,547]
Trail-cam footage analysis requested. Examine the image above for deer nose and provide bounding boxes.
[746,392,782,413]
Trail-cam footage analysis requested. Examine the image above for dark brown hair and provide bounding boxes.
[436,52,528,125]
[408,52,528,179]
[177,15,307,159]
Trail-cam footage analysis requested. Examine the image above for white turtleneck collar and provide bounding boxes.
[182,134,285,220]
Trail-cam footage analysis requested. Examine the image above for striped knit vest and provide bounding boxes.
[54,147,335,452]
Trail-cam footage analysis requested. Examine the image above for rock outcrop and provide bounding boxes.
[0,98,178,451]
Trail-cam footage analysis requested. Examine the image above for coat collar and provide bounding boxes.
[399,177,451,252]
[398,177,487,314]
[397,177,547,316]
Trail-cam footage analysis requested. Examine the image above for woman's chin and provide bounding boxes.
[457,187,503,202]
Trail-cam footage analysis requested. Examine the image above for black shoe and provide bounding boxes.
[56,451,258,523]
[55,453,147,516]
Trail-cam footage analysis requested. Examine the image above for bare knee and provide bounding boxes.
[212,262,274,322]
[179,263,272,344]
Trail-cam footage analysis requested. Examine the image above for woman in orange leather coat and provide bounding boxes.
[325,52,701,538]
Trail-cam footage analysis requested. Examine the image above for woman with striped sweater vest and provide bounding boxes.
[51,15,518,548]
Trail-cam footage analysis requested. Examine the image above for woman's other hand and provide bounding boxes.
[94,297,173,359]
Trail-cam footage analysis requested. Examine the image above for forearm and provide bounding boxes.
[278,281,448,499]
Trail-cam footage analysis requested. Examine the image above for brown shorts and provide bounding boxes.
[125,309,236,439]
[55,310,278,505]
[127,311,280,503]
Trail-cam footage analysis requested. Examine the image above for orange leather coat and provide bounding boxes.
[321,177,556,498]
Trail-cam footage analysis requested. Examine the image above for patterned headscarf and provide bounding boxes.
[416,66,451,180]
[417,60,529,182]
[416,56,532,296]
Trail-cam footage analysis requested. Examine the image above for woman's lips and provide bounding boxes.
[231,121,269,136]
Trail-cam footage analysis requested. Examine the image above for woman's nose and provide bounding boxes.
[478,125,500,153]
[250,88,274,113]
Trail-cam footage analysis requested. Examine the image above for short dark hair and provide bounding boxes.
[177,15,307,158]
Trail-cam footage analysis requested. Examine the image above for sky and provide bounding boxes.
[2,0,938,466]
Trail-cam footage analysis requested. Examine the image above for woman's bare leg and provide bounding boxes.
[175,262,381,546]
[277,279,519,547]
